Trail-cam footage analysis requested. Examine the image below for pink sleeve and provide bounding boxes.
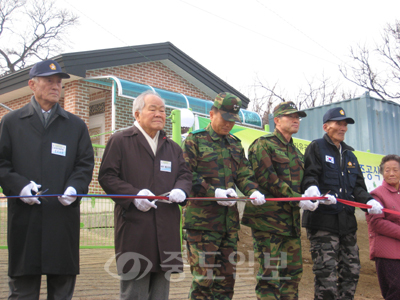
[369,191,400,240]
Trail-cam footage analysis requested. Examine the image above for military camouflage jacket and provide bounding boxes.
[183,124,258,232]
[241,129,304,236]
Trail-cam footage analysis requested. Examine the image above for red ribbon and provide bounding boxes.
[337,198,400,216]
[3,193,399,216]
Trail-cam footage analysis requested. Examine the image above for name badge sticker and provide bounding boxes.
[160,160,172,172]
[52,143,67,156]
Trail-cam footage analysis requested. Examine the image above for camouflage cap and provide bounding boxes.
[273,101,307,118]
[213,92,242,122]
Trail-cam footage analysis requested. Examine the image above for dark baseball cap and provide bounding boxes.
[213,92,242,122]
[29,60,70,79]
[323,107,355,124]
[273,101,307,118]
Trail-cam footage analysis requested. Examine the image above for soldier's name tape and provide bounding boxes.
[2,193,399,216]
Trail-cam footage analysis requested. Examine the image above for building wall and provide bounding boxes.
[86,62,214,195]
[0,95,30,119]
[0,94,66,119]
[86,61,213,141]
[86,61,211,99]
[1,60,214,196]
[64,81,90,126]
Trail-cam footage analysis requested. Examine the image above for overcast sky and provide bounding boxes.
[60,0,400,101]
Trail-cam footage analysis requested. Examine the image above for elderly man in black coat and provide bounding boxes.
[0,60,94,300]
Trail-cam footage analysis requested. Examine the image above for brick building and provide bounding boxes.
[0,42,254,195]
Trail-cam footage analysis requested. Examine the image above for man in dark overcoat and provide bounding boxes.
[0,60,94,299]
[98,90,192,300]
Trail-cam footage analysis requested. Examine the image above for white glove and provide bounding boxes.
[58,186,77,206]
[216,188,237,207]
[19,181,41,205]
[303,185,321,198]
[367,199,383,214]
[169,189,186,203]
[250,191,266,206]
[299,200,319,211]
[319,194,337,205]
[134,189,157,212]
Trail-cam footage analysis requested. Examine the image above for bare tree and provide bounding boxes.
[296,73,356,110]
[0,0,78,76]
[247,73,356,125]
[247,75,287,127]
[340,20,400,101]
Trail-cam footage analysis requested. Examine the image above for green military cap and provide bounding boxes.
[213,92,242,122]
[273,101,307,118]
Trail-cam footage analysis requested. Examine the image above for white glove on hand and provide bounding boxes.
[250,191,266,206]
[169,189,186,203]
[58,186,77,206]
[367,199,383,214]
[319,194,337,205]
[303,185,321,198]
[299,200,319,211]
[134,189,157,212]
[19,181,41,205]
[216,188,237,207]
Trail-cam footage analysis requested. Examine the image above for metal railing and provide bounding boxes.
[79,197,115,248]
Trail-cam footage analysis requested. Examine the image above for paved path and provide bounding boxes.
[0,248,382,299]
[0,249,257,299]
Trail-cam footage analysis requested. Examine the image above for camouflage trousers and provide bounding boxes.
[307,229,360,300]
[252,229,303,300]
[186,229,238,300]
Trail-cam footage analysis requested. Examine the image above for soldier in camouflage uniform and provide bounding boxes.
[242,102,319,300]
[183,92,266,300]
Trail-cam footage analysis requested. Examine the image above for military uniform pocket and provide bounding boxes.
[324,170,339,186]
[197,150,218,177]
[186,230,203,242]
[347,167,358,187]
[271,151,290,177]
[271,151,290,164]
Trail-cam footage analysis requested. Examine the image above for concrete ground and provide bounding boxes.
[0,248,258,300]
[0,245,382,300]
[0,207,382,299]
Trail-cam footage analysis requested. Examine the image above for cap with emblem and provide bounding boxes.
[213,92,242,122]
[323,107,355,124]
[29,60,70,79]
[273,101,307,118]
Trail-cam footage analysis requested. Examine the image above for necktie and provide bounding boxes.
[43,111,50,126]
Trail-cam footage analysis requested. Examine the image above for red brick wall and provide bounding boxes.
[87,61,212,100]
[86,61,213,195]
[0,95,67,119]
[0,94,31,119]
[64,81,90,126]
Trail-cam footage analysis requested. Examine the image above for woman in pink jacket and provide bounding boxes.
[367,154,400,300]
